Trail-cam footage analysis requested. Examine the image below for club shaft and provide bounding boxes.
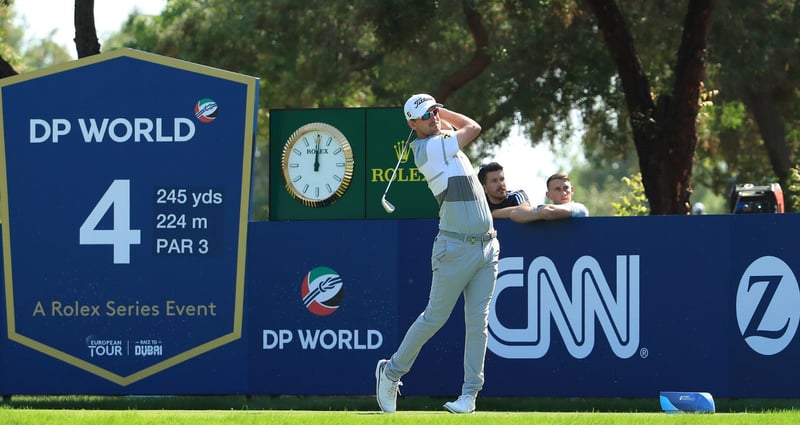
[382,130,414,198]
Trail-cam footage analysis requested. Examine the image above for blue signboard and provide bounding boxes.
[242,215,800,399]
[3,213,800,397]
[0,49,259,386]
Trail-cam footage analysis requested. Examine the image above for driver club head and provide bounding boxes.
[381,196,395,214]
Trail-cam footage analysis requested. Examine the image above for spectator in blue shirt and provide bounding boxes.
[478,162,530,219]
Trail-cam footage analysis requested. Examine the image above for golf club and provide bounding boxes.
[380,129,415,213]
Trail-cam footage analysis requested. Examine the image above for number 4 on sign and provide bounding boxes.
[79,179,142,264]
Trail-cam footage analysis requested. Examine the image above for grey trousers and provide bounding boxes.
[384,233,499,397]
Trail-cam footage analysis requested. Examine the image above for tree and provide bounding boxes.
[1,0,98,75]
[120,0,722,215]
[11,0,797,218]
[0,2,19,77]
[73,0,100,57]
[584,0,715,214]
[698,1,800,210]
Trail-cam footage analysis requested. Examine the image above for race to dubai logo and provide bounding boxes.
[194,98,218,123]
[301,266,344,316]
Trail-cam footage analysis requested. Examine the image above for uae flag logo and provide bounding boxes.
[301,266,344,316]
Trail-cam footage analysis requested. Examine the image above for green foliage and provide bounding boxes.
[718,101,746,131]
[786,167,800,211]
[6,1,800,218]
[611,173,649,216]
[2,3,71,71]
[694,86,779,198]
[0,4,24,70]
[17,37,72,69]
[101,12,162,52]
[696,1,800,196]
[568,155,638,216]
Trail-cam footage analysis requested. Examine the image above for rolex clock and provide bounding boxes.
[281,122,355,207]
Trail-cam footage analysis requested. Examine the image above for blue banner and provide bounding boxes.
[2,214,800,397]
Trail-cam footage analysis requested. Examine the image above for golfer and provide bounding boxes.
[375,94,499,414]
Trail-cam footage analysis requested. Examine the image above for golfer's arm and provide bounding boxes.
[438,108,481,148]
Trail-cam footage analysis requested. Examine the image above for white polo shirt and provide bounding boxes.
[410,130,493,235]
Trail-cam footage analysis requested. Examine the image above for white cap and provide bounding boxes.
[403,94,443,121]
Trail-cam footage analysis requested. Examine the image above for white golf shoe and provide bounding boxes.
[375,359,402,413]
[444,394,476,414]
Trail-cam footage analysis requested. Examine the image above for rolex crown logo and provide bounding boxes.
[394,140,410,163]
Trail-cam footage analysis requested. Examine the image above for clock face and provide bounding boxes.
[281,122,354,208]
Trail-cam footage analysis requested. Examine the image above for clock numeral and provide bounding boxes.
[315,187,320,197]
[292,148,302,156]
[325,184,333,194]
[336,162,345,167]
[302,184,309,194]
[333,175,342,182]
[333,147,342,155]
[289,163,299,168]
[292,175,302,183]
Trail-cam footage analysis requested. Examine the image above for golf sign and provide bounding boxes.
[0,49,258,386]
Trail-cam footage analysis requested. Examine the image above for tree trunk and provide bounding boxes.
[586,0,715,215]
[744,90,795,211]
[74,0,101,58]
[656,0,715,214]
[584,0,657,208]
[0,58,18,78]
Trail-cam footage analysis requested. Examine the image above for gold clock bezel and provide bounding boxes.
[280,122,355,208]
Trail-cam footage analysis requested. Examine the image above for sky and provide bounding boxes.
[11,0,573,201]
[12,0,167,57]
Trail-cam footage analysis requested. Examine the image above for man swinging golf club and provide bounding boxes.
[375,94,499,414]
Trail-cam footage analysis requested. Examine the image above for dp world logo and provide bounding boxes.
[736,256,800,355]
[194,98,218,123]
[301,266,344,316]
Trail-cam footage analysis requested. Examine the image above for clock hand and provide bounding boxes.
[313,134,321,172]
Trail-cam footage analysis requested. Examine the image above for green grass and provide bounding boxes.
[2,409,800,425]
[1,396,800,425]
